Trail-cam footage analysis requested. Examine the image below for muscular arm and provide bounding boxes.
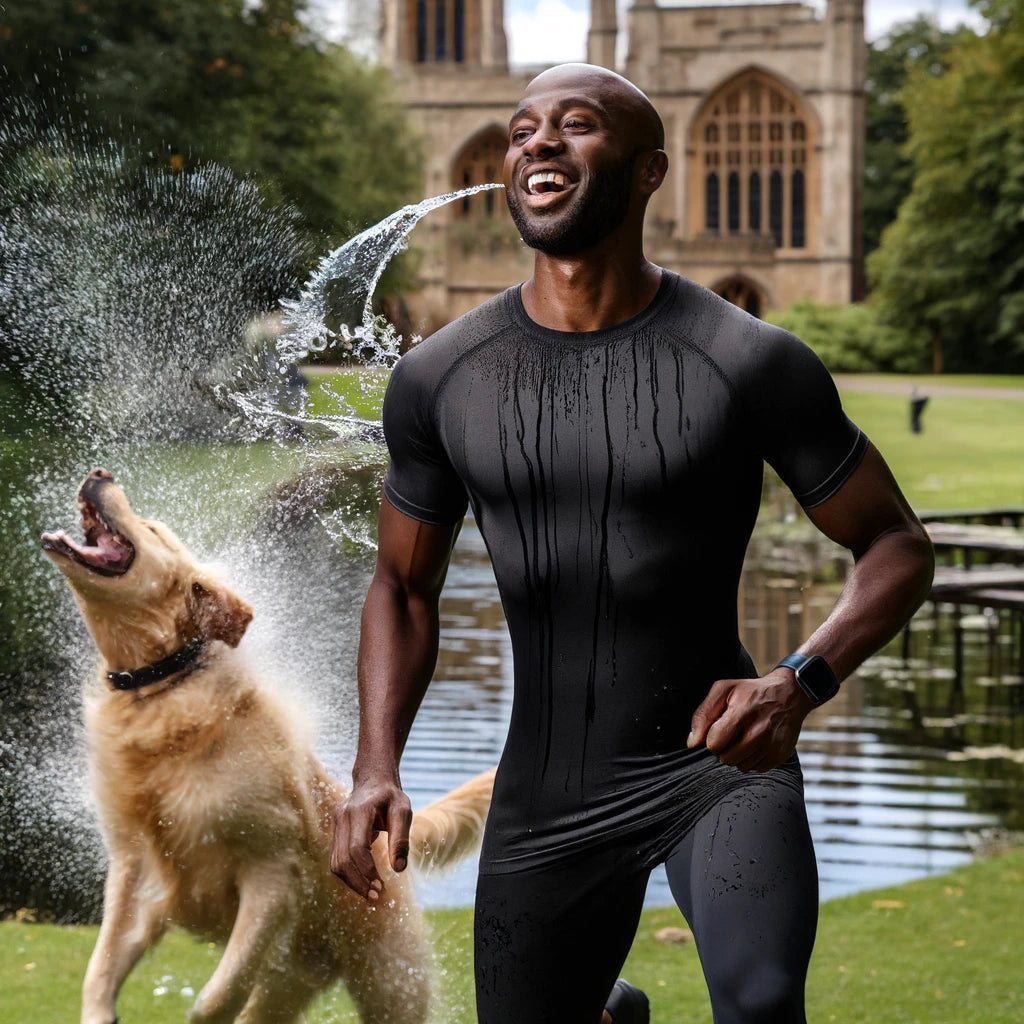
[689,444,935,772]
[330,496,460,900]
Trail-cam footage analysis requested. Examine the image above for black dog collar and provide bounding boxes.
[106,637,207,691]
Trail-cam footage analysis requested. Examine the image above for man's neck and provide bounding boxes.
[521,251,662,333]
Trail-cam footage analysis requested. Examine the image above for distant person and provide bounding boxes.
[330,63,935,1024]
[911,385,929,433]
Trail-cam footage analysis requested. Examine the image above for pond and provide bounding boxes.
[356,519,1024,910]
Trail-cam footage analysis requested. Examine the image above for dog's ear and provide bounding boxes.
[189,578,253,648]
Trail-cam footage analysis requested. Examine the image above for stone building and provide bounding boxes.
[379,0,865,331]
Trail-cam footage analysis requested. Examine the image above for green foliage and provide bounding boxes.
[765,300,928,373]
[865,16,964,256]
[869,0,1024,372]
[0,0,421,250]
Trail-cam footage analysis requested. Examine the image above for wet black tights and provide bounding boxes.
[473,774,818,1024]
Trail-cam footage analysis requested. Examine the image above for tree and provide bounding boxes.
[0,0,421,249]
[864,16,963,256]
[869,0,1024,372]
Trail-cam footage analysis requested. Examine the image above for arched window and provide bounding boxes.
[690,71,816,249]
[718,277,763,318]
[452,130,506,218]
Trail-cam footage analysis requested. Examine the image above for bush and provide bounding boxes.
[765,299,929,373]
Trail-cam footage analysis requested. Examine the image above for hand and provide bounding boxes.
[330,775,412,902]
[686,669,815,773]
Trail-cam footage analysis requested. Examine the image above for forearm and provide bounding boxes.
[352,575,440,783]
[799,523,934,682]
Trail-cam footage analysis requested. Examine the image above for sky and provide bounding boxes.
[503,0,983,66]
[312,1,985,66]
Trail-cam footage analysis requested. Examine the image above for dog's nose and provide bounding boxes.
[88,468,114,482]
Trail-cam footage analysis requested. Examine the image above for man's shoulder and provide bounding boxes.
[399,287,518,378]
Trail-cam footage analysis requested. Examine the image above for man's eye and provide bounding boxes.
[563,119,589,130]
[511,128,532,143]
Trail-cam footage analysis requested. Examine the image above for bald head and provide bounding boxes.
[518,63,665,152]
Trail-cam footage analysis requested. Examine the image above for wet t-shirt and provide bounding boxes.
[382,271,867,873]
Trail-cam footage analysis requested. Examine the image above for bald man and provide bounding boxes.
[331,64,933,1023]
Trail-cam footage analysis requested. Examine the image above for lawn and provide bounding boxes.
[4,846,1022,1023]
[302,367,1024,512]
[839,389,1024,510]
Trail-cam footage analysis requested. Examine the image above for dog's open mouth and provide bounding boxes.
[42,496,136,576]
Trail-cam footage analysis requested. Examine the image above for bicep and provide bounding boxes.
[373,495,460,601]
[804,444,926,558]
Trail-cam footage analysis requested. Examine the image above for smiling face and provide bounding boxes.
[503,64,665,256]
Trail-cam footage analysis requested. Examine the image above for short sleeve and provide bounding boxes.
[381,354,469,525]
[749,326,869,508]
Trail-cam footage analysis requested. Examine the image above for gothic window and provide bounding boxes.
[452,130,506,218]
[411,0,468,64]
[691,71,816,249]
[720,278,763,318]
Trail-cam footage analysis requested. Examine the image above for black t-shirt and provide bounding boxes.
[383,270,867,871]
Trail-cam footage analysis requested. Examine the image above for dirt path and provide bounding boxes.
[834,375,1024,401]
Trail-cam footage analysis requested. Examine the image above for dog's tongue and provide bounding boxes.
[42,528,134,570]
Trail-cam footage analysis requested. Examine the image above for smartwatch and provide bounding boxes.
[775,653,839,705]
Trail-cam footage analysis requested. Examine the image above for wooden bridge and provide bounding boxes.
[907,509,1024,699]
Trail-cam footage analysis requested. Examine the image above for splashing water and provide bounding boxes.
[279,183,503,365]
[0,100,506,921]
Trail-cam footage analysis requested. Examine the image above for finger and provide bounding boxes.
[387,796,413,873]
[330,804,383,901]
[688,680,733,748]
[703,703,745,755]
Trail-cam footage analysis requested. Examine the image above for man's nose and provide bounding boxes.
[523,122,564,159]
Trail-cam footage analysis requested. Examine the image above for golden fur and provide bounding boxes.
[43,469,494,1024]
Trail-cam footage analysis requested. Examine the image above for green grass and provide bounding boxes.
[4,848,1023,1023]
[839,390,1024,510]
[300,367,1024,511]
[303,366,389,422]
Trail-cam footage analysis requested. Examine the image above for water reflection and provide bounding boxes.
[345,521,1023,909]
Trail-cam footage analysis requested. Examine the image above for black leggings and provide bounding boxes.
[474,774,818,1024]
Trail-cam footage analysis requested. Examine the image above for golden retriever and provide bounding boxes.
[42,468,494,1024]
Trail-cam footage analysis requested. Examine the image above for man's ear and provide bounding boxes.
[638,150,668,194]
[188,578,253,647]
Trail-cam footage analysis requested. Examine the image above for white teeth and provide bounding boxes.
[527,171,568,194]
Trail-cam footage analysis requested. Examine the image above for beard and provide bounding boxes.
[506,152,637,256]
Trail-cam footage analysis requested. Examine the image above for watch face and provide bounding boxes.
[798,655,838,703]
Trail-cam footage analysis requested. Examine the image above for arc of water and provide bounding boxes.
[278,183,505,365]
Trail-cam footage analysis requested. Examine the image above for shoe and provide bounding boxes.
[605,978,650,1024]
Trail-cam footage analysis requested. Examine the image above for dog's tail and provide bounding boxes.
[408,767,496,874]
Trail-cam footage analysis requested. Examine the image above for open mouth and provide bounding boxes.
[526,170,571,195]
[42,495,136,576]
[520,165,577,205]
